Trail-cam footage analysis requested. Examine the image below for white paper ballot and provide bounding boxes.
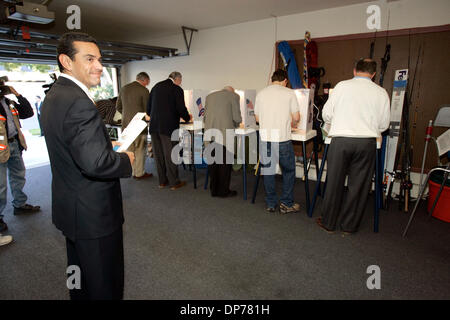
[436,128,450,156]
[116,112,147,152]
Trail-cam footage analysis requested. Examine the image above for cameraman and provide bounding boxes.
[0,80,40,235]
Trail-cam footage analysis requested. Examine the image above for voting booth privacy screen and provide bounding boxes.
[294,88,314,132]
[236,90,257,129]
[184,89,209,122]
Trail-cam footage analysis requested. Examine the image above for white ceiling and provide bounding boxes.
[33,0,374,43]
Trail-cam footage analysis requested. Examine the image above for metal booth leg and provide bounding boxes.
[204,166,209,190]
[374,149,380,233]
[252,160,261,204]
[242,135,247,200]
[308,144,329,217]
[302,141,310,213]
[313,135,321,196]
[251,132,261,204]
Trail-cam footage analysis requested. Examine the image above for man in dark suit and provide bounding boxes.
[41,32,134,300]
[204,86,242,197]
[147,71,191,190]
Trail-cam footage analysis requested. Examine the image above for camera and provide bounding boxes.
[0,76,11,96]
[42,73,57,94]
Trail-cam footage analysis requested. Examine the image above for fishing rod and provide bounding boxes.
[369,30,377,59]
[400,38,422,212]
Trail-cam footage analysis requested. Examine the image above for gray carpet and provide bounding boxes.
[0,160,449,300]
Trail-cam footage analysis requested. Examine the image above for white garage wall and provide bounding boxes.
[120,0,450,91]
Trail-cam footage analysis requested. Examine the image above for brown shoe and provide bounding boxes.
[170,181,186,190]
[279,202,301,214]
[316,217,335,234]
[158,183,168,189]
[134,172,153,180]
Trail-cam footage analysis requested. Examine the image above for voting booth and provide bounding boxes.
[235,90,258,174]
[236,89,257,129]
[184,89,210,122]
[183,89,208,166]
[294,88,314,133]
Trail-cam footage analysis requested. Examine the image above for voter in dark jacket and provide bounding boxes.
[147,71,191,190]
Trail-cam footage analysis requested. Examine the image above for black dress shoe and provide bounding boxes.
[14,204,41,215]
[219,190,237,198]
[0,218,7,232]
[170,181,186,190]
[316,217,335,234]
[227,190,237,197]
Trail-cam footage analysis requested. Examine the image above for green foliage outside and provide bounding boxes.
[0,62,57,73]
[90,83,114,100]
[0,62,116,100]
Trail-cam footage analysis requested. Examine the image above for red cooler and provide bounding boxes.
[427,170,450,222]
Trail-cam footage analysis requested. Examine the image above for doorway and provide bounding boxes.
[0,62,118,169]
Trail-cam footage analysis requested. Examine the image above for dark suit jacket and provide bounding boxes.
[41,76,132,241]
[147,78,190,136]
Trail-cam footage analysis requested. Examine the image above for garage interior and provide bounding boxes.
[0,0,449,301]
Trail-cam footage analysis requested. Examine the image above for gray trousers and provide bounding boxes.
[151,133,181,186]
[320,137,376,232]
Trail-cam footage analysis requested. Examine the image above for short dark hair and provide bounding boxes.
[355,58,377,74]
[271,69,288,82]
[57,32,98,72]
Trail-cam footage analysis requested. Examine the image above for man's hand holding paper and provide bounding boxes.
[116,112,148,152]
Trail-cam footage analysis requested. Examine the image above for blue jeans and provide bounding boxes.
[0,139,27,218]
[260,140,296,208]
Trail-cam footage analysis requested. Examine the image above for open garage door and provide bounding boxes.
[0,25,178,66]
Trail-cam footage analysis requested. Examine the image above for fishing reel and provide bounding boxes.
[400,179,413,191]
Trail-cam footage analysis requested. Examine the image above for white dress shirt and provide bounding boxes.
[59,73,95,103]
[322,76,390,138]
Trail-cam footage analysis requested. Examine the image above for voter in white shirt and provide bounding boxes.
[254,69,301,214]
[317,58,390,235]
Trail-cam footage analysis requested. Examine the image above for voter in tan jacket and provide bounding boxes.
[116,72,152,179]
